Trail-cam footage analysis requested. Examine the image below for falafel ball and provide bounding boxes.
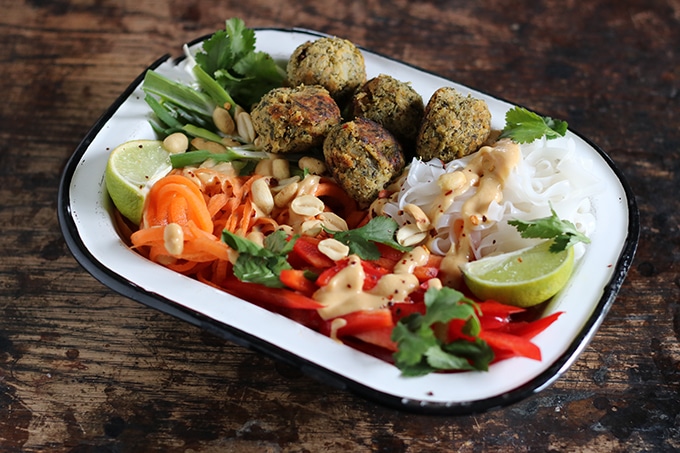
[416,87,491,162]
[250,84,341,154]
[351,74,424,155]
[323,118,405,207]
[287,37,366,104]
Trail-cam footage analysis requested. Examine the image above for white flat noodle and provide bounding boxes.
[383,136,604,261]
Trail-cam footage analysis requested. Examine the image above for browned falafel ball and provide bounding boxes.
[351,74,425,155]
[250,84,342,154]
[287,37,366,104]
[323,118,405,207]
[416,87,491,162]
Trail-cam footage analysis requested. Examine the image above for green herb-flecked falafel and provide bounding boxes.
[351,74,425,157]
[323,118,405,207]
[287,37,366,104]
[250,84,341,154]
[416,87,491,162]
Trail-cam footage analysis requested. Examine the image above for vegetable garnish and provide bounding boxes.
[324,216,412,261]
[500,106,568,144]
[508,205,590,252]
[221,229,297,288]
[195,18,286,108]
[391,287,493,376]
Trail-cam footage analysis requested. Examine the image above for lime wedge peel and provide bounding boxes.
[461,241,575,307]
[104,140,172,225]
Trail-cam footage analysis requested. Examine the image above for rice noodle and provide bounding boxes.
[381,136,601,261]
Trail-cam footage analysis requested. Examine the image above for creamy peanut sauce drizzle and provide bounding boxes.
[435,139,521,287]
[314,246,430,320]
[313,139,521,323]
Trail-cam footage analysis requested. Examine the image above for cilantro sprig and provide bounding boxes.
[324,216,412,261]
[500,106,568,144]
[508,205,590,253]
[195,18,286,108]
[391,287,494,376]
[221,229,296,288]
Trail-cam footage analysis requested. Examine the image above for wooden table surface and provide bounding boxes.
[2,0,678,451]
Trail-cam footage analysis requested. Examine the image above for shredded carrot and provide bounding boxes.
[127,167,377,312]
[143,174,213,232]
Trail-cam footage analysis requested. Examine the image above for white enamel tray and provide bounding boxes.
[58,28,639,414]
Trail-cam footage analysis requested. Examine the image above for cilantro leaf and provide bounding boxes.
[508,205,590,252]
[195,18,285,108]
[195,30,235,76]
[391,287,493,376]
[221,230,296,287]
[326,216,411,261]
[224,17,255,60]
[499,106,568,144]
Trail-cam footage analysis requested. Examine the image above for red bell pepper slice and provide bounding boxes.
[412,265,439,282]
[333,308,395,337]
[361,260,389,290]
[389,301,426,322]
[279,269,318,296]
[477,300,526,318]
[505,311,564,339]
[479,330,542,361]
[332,308,397,351]
[291,236,336,269]
[352,327,399,352]
[222,276,323,310]
[479,315,511,331]
[315,259,349,286]
[371,243,404,271]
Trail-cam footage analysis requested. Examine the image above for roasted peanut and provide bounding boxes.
[298,156,327,175]
[271,158,290,180]
[191,137,226,154]
[213,106,235,134]
[274,181,299,208]
[318,212,348,232]
[236,111,256,143]
[251,177,274,214]
[396,224,427,247]
[290,194,324,217]
[300,219,323,237]
[254,159,273,176]
[163,223,184,256]
[318,238,350,261]
[163,132,188,154]
[403,203,431,232]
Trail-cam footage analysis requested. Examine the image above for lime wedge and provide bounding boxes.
[104,140,172,225]
[461,241,574,307]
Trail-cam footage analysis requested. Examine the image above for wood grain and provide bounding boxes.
[1,0,678,451]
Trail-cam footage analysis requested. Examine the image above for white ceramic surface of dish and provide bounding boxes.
[58,28,639,414]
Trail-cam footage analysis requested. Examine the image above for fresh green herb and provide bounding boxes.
[508,205,590,252]
[499,106,568,144]
[324,216,412,261]
[221,230,297,288]
[391,287,494,376]
[195,18,286,108]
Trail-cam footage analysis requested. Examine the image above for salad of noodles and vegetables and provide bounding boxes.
[108,19,600,376]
